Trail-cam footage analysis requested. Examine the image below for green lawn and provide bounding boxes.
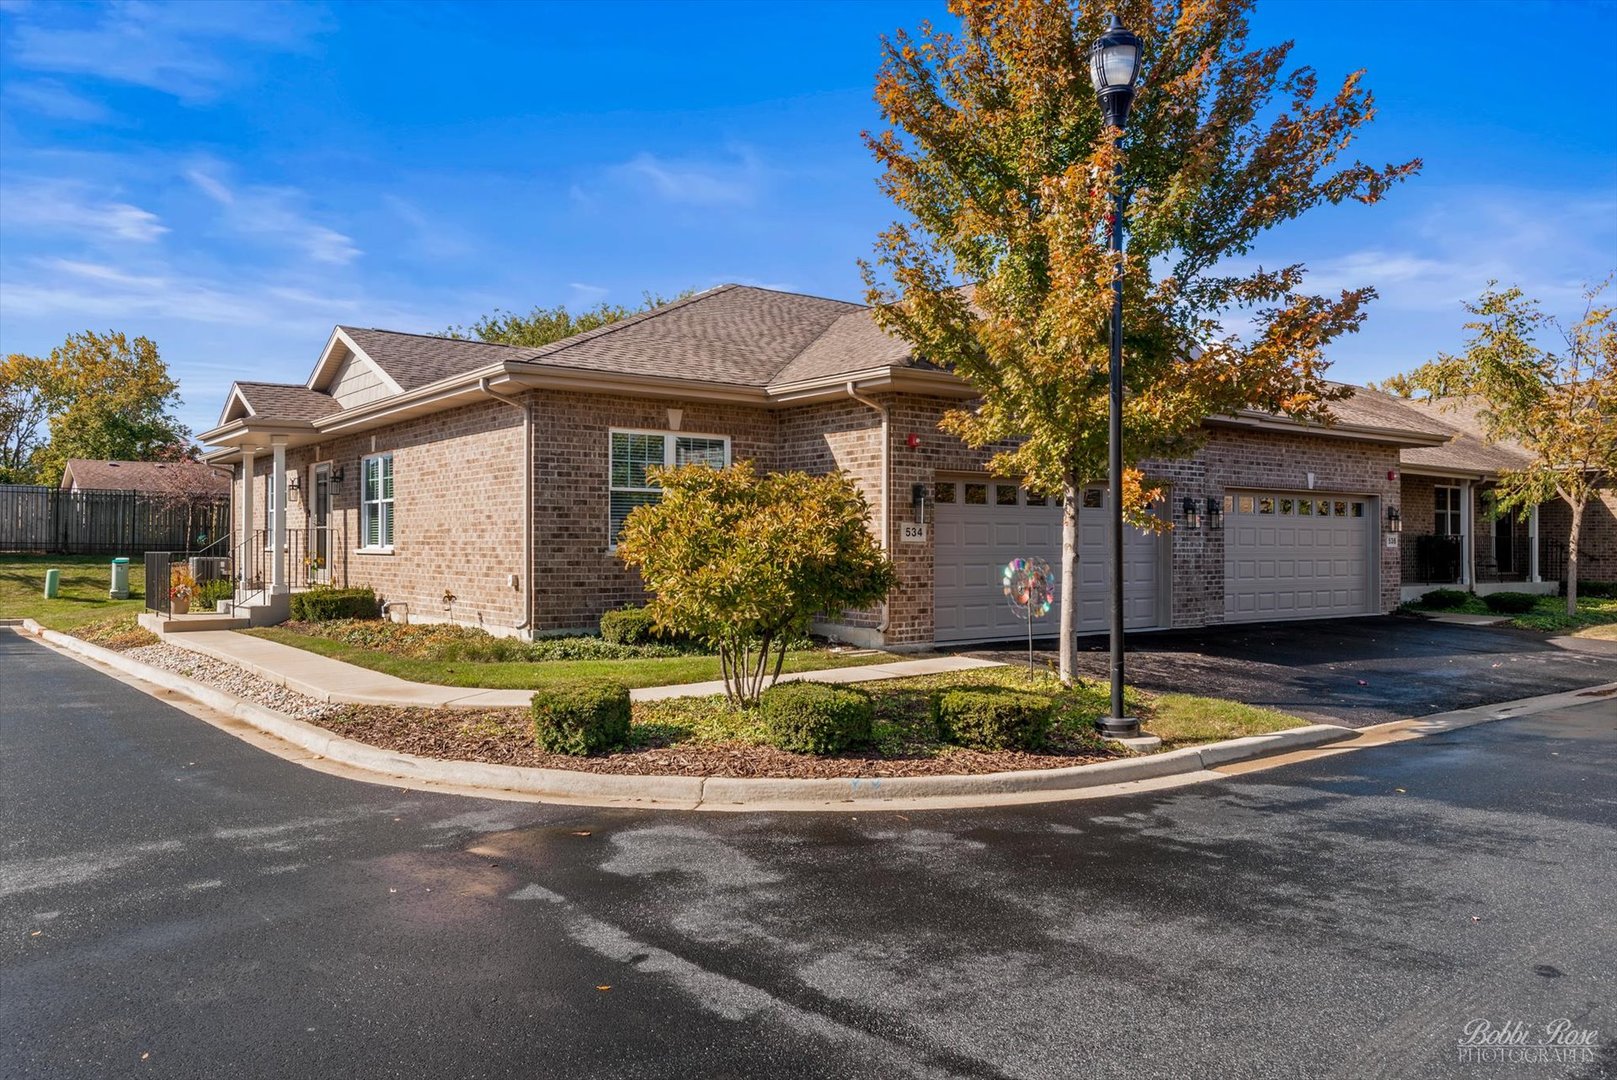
[1405,591,1617,633]
[0,553,146,630]
[244,623,901,690]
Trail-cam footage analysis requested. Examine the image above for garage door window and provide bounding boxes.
[995,485,1018,506]
[934,481,956,503]
[964,484,987,505]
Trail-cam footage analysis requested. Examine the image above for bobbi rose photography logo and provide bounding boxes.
[1457,1018,1599,1066]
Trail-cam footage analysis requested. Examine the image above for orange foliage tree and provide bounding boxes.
[863,0,1420,682]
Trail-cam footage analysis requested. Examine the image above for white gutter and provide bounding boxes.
[479,377,534,633]
[846,380,891,635]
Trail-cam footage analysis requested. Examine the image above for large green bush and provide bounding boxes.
[759,682,874,754]
[934,688,1052,751]
[1419,587,1470,610]
[1482,591,1538,614]
[1565,579,1617,600]
[531,679,631,756]
[600,606,659,646]
[290,587,380,621]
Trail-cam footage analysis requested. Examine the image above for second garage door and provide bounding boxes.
[1224,491,1375,622]
[933,478,1164,644]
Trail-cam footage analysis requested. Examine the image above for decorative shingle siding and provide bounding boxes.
[326,354,395,410]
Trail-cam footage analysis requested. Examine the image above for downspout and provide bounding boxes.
[479,378,534,633]
[846,381,891,634]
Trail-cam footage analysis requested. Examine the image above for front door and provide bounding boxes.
[312,464,332,584]
[1494,517,1514,575]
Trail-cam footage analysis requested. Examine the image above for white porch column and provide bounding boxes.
[240,448,256,561]
[1461,478,1474,587]
[271,437,288,595]
[1529,503,1541,583]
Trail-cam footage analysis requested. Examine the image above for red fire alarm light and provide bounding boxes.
[906,432,921,449]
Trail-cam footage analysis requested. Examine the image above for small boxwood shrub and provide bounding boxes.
[934,688,1053,751]
[531,679,631,756]
[1482,591,1538,614]
[600,606,659,646]
[1419,587,1470,610]
[290,586,380,621]
[196,577,235,609]
[759,682,874,754]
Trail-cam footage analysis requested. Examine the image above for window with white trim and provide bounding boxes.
[1434,485,1461,537]
[609,430,729,544]
[361,453,394,549]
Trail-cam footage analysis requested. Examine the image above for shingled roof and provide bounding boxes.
[1395,396,1534,474]
[336,327,542,391]
[233,381,344,422]
[61,459,230,496]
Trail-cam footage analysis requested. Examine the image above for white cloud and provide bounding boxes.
[567,282,609,305]
[606,149,766,207]
[185,162,360,265]
[0,180,167,242]
[4,1,329,103]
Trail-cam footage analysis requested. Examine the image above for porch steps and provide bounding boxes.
[139,612,251,634]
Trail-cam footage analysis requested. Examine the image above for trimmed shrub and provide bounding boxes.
[1564,579,1617,599]
[759,682,874,754]
[934,688,1053,751]
[600,606,660,646]
[1419,588,1470,610]
[196,577,235,609]
[531,680,631,756]
[290,586,380,621]
[1482,591,1538,614]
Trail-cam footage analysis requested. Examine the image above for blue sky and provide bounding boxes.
[2,0,1614,439]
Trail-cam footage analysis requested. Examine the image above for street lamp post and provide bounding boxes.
[1090,12,1143,738]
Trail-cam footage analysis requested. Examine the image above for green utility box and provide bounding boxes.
[110,557,131,600]
[43,568,60,599]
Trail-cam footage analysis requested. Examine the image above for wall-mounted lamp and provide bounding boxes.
[1386,506,1402,533]
[912,483,929,526]
[286,473,301,500]
[1181,496,1202,530]
[330,465,344,483]
[1206,496,1223,531]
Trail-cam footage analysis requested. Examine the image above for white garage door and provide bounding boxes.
[1224,491,1374,622]
[933,479,1163,644]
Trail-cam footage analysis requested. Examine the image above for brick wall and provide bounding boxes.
[234,396,528,633]
[1540,490,1617,583]
[529,391,779,634]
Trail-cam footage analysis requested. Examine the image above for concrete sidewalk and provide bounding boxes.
[153,629,1003,708]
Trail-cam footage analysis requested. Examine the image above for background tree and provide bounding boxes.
[443,291,691,348]
[863,0,1418,682]
[3,331,191,485]
[617,463,894,706]
[0,352,53,483]
[1395,282,1615,614]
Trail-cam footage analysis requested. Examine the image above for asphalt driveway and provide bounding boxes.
[963,615,1617,726]
[5,630,1616,1080]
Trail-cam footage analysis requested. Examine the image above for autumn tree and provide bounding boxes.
[863,0,1418,682]
[0,352,52,483]
[616,463,893,707]
[444,291,692,348]
[3,331,191,485]
[1397,282,1616,614]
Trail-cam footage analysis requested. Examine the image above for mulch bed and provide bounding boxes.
[319,704,1123,778]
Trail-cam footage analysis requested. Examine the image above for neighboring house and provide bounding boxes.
[197,284,1591,644]
[61,459,231,498]
[1394,396,1616,601]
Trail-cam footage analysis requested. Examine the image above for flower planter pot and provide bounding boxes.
[172,597,190,615]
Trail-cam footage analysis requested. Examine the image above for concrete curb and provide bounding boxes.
[15,620,1362,811]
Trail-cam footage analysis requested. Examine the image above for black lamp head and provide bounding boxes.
[1089,12,1143,129]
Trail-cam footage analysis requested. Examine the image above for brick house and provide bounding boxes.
[197,284,1605,645]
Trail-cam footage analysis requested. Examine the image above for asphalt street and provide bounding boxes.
[3,629,1615,1080]
[966,615,1617,725]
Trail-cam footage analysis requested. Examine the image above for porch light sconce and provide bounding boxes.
[1386,507,1402,533]
[1181,496,1201,530]
[330,465,344,483]
[912,483,929,525]
[1206,496,1223,531]
[286,473,301,498]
